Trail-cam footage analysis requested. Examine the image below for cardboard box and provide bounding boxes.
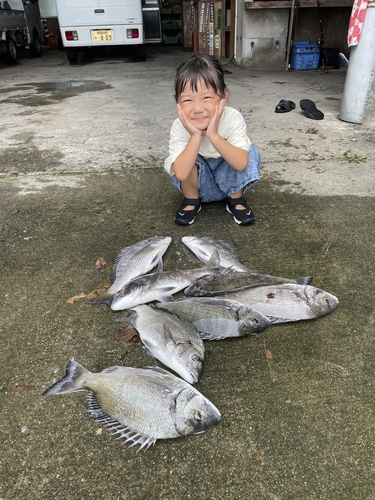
[196,1,222,58]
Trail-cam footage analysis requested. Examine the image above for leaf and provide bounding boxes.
[86,284,111,299]
[95,258,107,272]
[266,349,273,360]
[66,293,87,304]
[114,323,142,344]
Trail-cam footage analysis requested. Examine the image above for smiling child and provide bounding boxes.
[164,53,261,226]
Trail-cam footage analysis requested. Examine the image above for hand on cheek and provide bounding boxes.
[177,104,201,136]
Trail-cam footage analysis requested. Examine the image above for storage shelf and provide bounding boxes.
[245,0,353,9]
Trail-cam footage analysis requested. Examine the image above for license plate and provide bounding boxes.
[91,30,113,43]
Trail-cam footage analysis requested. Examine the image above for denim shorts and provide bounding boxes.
[171,144,261,203]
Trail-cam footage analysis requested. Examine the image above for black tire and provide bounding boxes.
[30,30,42,57]
[136,45,146,61]
[66,48,78,64]
[4,36,17,65]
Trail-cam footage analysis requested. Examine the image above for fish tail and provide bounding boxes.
[296,276,313,285]
[43,358,88,396]
[86,291,114,306]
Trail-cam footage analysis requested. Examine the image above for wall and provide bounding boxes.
[237,8,289,69]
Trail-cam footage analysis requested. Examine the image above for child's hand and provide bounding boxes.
[177,104,202,137]
[206,98,226,139]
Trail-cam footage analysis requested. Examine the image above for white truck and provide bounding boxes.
[56,0,148,64]
[0,0,44,64]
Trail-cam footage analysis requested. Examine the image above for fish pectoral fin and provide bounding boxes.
[157,296,175,303]
[160,286,177,293]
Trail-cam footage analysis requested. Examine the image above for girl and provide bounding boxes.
[164,53,261,226]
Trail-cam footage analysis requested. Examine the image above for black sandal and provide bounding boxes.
[300,99,324,120]
[174,197,201,226]
[226,197,255,225]
[275,99,296,113]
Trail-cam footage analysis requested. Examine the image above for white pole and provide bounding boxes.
[339,5,375,124]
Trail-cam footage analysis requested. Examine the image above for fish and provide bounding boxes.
[43,359,220,451]
[110,251,222,311]
[184,269,313,297]
[87,236,172,305]
[155,297,271,340]
[131,304,205,384]
[181,236,250,272]
[222,284,339,324]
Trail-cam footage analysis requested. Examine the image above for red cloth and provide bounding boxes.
[347,0,369,47]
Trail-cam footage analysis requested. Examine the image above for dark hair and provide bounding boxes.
[174,53,227,102]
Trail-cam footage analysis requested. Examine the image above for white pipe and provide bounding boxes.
[339,5,375,124]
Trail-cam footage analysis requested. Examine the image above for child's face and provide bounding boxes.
[178,80,226,131]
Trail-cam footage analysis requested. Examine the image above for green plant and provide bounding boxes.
[341,151,367,164]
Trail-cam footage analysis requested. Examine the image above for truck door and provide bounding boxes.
[22,0,43,56]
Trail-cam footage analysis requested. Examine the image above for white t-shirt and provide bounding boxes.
[164,106,252,176]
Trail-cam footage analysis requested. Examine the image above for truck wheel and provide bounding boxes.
[136,45,146,62]
[30,30,42,57]
[66,48,78,64]
[4,37,17,65]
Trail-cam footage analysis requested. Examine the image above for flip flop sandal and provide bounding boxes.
[300,99,324,120]
[275,99,296,113]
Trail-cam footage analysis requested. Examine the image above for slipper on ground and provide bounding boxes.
[300,99,324,120]
[275,99,296,113]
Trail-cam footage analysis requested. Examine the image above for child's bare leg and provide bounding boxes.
[228,188,246,210]
[180,164,199,211]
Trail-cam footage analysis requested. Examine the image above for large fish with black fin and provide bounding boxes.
[222,284,339,324]
[110,250,222,311]
[131,304,205,384]
[185,269,313,297]
[87,236,172,305]
[156,297,271,340]
[181,236,253,272]
[43,359,220,451]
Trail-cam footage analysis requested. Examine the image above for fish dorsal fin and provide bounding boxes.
[101,366,124,374]
[85,392,156,452]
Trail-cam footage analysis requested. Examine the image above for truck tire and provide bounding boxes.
[4,36,17,65]
[66,48,78,64]
[30,30,42,57]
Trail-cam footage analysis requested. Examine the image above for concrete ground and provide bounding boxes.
[1,45,375,500]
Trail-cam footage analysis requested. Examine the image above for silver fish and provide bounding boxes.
[110,251,221,311]
[185,269,313,297]
[43,359,220,451]
[182,236,250,272]
[131,304,205,384]
[87,236,172,305]
[156,297,271,340]
[223,284,339,324]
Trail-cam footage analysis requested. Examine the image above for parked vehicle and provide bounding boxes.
[56,0,147,64]
[0,0,44,64]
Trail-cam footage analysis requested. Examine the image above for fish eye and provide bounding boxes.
[253,318,259,325]
[191,355,201,364]
[325,299,331,305]
[195,411,203,422]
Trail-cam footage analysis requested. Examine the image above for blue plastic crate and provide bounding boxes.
[291,41,320,70]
